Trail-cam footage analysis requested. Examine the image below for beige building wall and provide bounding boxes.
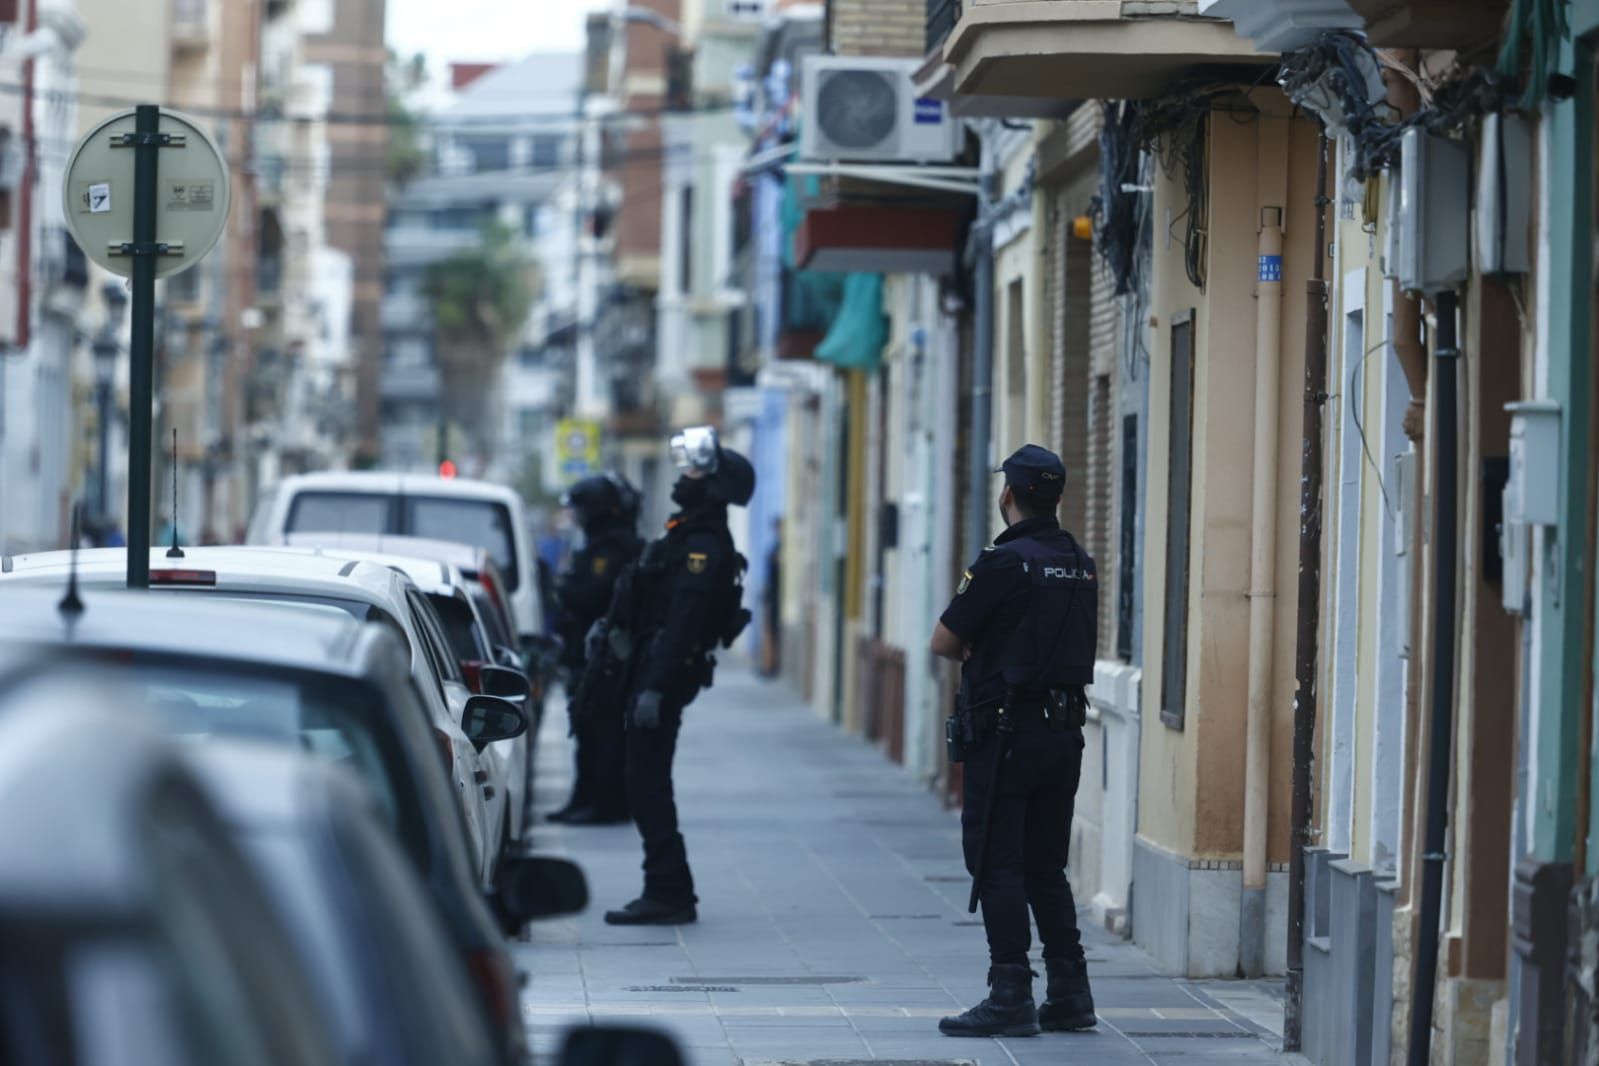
[1133,92,1319,976]
[989,131,1043,543]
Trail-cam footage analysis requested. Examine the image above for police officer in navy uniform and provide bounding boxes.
[931,444,1098,1038]
[549,472,644,826]
[604,425,755,926]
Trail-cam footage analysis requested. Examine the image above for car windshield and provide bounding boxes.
[402,497,519,593]
[285,492,391,536]
[425,593,486,663]
[197,592,410,657]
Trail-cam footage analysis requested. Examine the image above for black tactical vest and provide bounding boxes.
[995,528,1098,691]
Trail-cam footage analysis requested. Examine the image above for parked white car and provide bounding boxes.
[0,546,509,886]
[246,472,545,651]
[282,541,534,852]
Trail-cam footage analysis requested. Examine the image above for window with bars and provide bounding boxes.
[925,0,962,54]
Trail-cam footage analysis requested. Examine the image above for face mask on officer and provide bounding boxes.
[672,471,710,508]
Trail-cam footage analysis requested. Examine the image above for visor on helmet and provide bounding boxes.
[669,425,720,473]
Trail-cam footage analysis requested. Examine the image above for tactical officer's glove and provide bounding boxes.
[584,620,608,662]
[631,689,663,731]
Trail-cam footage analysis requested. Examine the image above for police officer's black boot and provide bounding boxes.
[1038,958,1096,1031]
[938,964,1040,1038]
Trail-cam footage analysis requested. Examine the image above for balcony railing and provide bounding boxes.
[926,0,962,55]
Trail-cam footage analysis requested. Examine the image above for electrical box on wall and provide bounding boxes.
[1505,401,1561,526]
[1501,501,1529,613]
[1476,113,1533,276]
[1397,128,1470,294]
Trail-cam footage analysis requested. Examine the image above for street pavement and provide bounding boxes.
[515,668,1304,1065]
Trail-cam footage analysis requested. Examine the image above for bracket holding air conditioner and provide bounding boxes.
[783,161,981,198]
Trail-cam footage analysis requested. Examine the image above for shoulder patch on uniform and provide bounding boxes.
[957,569,972,594]
[687,552,709,574]
[591,556,608,576]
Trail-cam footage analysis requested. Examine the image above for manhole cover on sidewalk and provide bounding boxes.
[670,976,867,986]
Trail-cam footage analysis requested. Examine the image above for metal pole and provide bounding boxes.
[1407,288,1460,1066]
[965,127,996,561]
[126,104,160,589]
[1284,131,1330,1051]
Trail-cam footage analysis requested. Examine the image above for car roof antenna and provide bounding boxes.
[167,428,185,559]
[58,499,84,618]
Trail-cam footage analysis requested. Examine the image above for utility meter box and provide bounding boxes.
[1397,128,1470,294]
[1476,113,1533,276]
[1505,400,1561,526]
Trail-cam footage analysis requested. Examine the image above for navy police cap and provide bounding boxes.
[997,443,1066,498]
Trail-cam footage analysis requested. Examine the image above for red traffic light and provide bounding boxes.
[439,459,458,479]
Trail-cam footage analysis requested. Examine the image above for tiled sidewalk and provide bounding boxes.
[514,670,1303,1065]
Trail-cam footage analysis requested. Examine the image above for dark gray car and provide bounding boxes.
[0,672,341,1066]
[0,588,577,1064]
[184,743,500,1066]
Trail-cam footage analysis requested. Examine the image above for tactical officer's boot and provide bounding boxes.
[938,964,1040,1038]
[1038,958,1096,1031]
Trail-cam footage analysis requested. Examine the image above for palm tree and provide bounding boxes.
[424,221,537,470]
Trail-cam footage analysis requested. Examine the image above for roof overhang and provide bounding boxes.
[1198,0,1358,53]
[795,205,963,275]
[944,1,1276,101]
[1341,0,1511,49]
[912,50,1081,120]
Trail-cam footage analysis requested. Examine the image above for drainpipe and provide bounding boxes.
[1241,197,1286,978]
[1387,50,1428,442]
[1284,132,1330,1048]
[1406,289,1460,1066]
[964,125,997,561]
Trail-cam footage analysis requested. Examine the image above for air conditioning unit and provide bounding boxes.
[800,56,959,164]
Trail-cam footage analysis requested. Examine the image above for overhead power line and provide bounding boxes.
[0,78,738,129]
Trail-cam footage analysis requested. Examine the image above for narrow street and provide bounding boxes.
[518,670,1298,1065]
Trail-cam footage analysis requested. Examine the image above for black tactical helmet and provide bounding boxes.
[562,474,629,529]
[607,471,642,522]
[712,448,756,507]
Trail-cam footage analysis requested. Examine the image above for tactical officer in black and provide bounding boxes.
[549,473,644,827]
[603,426,754,926]
[931,444,1098,1038]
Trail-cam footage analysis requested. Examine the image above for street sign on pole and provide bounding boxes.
[62,107,230,589]
[554,418,602,485]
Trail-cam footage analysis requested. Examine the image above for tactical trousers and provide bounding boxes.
[624,696,697,906]
[574,700,629,817]
[960,717,1085,968]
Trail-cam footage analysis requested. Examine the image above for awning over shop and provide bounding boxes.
[795,205,962,275]
[778,171,885,370]
[814,274,887,372]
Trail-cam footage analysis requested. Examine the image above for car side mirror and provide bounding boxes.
[497,855,589,925]
[461,695,526,744]
[558,1028,685,1066]
[495,644,522,668]
[478,664,532,703]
